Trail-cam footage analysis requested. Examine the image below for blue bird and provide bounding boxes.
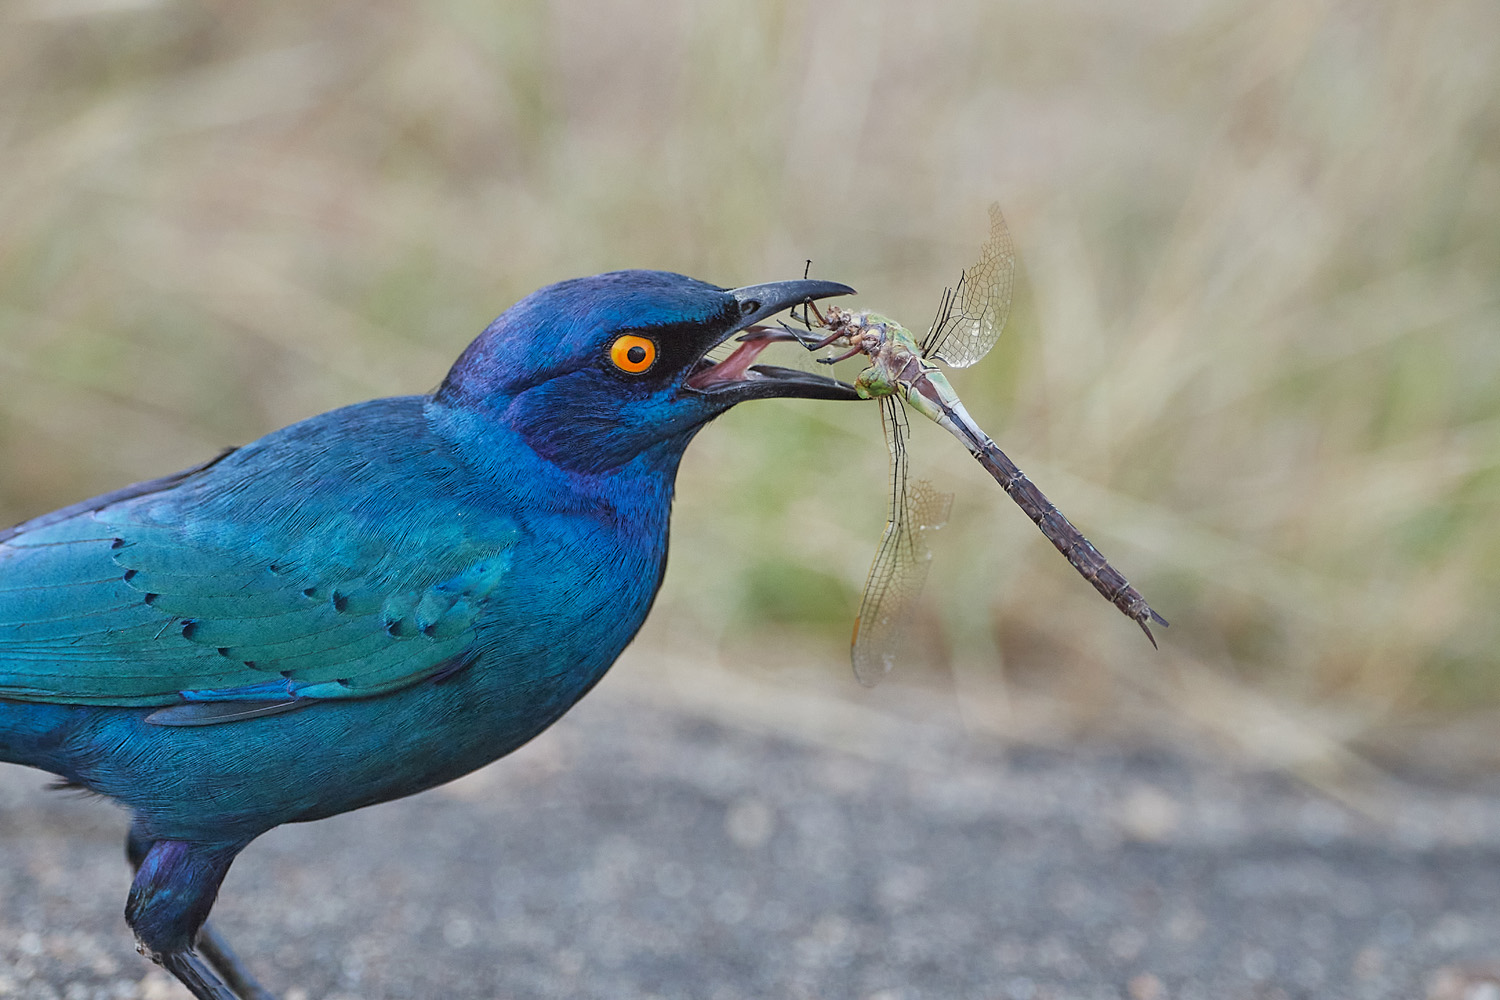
[0,270,856,999]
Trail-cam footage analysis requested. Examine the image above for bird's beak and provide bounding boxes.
[727,279,856,328]
[685,279,860,403]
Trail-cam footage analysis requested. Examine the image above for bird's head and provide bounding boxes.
[435,270,858,474]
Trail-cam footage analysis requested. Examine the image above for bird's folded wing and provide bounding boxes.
[0,503,515,711]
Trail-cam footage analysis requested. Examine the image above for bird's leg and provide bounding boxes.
[126,827,277,1000]
[158,951,239,1000]
[126,837,271,1000]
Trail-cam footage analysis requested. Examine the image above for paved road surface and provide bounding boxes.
[3,664,1500,1000]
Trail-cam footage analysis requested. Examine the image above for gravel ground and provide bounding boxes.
[3,669,1500,1000]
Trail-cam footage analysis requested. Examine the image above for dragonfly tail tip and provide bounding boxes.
[1138,617,1161,649]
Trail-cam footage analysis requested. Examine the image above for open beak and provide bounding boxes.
[685,279,860,403]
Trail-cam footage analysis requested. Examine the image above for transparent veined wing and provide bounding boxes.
[850,397,954,686]
[921,203,1016,369]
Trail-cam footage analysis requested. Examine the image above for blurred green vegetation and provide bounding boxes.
[1,0,1496,762]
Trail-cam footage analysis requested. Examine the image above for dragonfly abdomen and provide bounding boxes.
[971,441,1168,647]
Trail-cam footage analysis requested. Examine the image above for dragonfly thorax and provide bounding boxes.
[808,305,925,402]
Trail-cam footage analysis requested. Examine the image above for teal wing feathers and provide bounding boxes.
[0,507,514,709]
[0,400,519,714]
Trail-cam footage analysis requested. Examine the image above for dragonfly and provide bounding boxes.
[782,204,1168,684]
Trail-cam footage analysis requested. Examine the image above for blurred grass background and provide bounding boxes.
[0,0,1496,775]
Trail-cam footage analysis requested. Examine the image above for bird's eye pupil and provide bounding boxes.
[627,345,646,364]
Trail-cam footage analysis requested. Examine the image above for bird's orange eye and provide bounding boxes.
[610,334,657,374]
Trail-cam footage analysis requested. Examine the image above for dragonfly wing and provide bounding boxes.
[923,202,1016,369]
[851,398,954,686]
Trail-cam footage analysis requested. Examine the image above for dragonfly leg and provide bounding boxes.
[817,344,866,364]
[804,298,830,328]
